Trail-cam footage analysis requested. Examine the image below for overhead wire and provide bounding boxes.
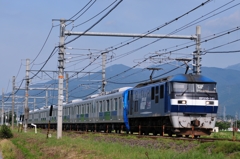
[16,0,238,100]
[109,0,240,63]
[64,0,123,46]
[107,63,186,85]
[39,0,212,96]
[65,0,212,84]
[67,0,94,22]
[30,26,54,67]
[74,26,240,88]
[74,0,117,27]
[66,0,97,26]
[2,1,110,104]
[202,38,240,54]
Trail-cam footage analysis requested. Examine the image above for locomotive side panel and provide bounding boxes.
[128,83,167,118]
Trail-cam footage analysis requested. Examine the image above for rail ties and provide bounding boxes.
[70,130,240,143]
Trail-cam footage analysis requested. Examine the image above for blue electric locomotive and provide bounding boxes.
[125,73,218,136]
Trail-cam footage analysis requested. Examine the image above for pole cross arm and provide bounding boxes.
[64,31,197,40]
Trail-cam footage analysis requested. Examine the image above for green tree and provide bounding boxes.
[215,121,230,130]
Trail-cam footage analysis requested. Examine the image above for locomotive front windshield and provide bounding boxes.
[171,82,216,93]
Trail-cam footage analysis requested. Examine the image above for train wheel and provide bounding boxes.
[159,131,163,136]
[194,135,200,138]
[153,130,157,136]
[168,132,172,137]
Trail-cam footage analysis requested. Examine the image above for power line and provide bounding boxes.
[62,24,240,96]
[67,0,97,26]
[40,0,211,96]
[74,0,118,27]
[69,86,101,99]
[76,26,240,88]
[30,26,54,66]
[206,50,240,53]
[15,0,237,100]
[202,38,240,54]
[118,0,240,60]
[67,0,94,21]
[29,47,57,80]
[64,0,123,46]
[108,63,186,85]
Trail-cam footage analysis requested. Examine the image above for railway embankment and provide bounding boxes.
[0,128,239,159]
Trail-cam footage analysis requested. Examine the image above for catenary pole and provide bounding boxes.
[24,59,30,132]
[1,89,4,125]
[12,76,15,129]
[34,98,36,111]
[101,52,107,94]
[66,73,68,103]
[193,26,201,75]
[46,91,48,107]
[57,19,65,139]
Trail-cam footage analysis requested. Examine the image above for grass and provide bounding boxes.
[205,131,240,140]
[1,128,240,159]
[0,139,18,159]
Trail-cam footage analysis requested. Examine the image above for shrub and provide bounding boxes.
[0,125,13,139]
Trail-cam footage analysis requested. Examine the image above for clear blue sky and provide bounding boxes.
[0,0,240,93]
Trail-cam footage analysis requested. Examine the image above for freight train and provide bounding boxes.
[27,73,218,137]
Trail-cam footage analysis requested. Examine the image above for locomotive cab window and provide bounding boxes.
[171,82,216,94]
[134,101,138,112]
[156,86,159,94]
[151,87,155,100]
[196,83,216,93]
[160,85,164,99]
[172,83,194,93]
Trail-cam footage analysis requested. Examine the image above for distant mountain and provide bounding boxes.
[2,63,240,116]
[225,63,240,71]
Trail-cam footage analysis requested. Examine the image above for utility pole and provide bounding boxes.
[57,19,65,139]
[7,108,9,124]
[34,98,36,111]
[66,73,69,103]
[12,76,15,129]
[193,26,201,75]
[17,104,19,126]
[101,52,107,94]
[25,59,30,132]
[46,91,48,107]
[1,89,4,125]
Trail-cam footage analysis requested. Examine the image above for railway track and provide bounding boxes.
[66,129,240,143]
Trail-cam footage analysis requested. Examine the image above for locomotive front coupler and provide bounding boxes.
[191,119,200,127]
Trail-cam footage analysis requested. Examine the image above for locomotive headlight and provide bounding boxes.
[206,101,214,105]
[178,100,187,104]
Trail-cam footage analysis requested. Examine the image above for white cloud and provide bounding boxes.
[105,20,115,26]
[204,11,240,28]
